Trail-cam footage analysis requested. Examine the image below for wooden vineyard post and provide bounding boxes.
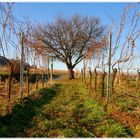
[101,71,107,97]
[106,33,112,110]
[94,68,98,93]
[20,32,24,99]
[45,68,47,85]
[47,57,50,82]
[36,74,38,89]
[89,68,92,91]
[83,59,86,83]
[50,58,53,84]
[81,69,84,82]
[42,72,44,87]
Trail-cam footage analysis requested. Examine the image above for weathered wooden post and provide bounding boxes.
[45,67,47,85]
[94,68,98,93]
[20,32,24,99]
[106,33,112,109]
[89,68,92,91]
[5,78,8,94]
[101,70,107,97]
[50,58,53,84]
[42,69,44,87]
[47,56,50,81]
[81,69,84,82]
[36,73,38,89]
[83,59,86,84]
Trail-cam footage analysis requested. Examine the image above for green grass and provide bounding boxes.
[95,119,133,137]
[116,97,137,112]
[0,79,134,137]
[79,99,106,124]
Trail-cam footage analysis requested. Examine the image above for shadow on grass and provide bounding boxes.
[0,85,60,137]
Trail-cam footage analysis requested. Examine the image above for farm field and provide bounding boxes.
[0,77,140,137]
[0,2,140,138]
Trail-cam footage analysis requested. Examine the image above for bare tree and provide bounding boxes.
[32,15,105,79]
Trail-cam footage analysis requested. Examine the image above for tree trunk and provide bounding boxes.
[68,67,74,79]
[8,73,12,102]
[110,68,117,104]
[36,74,38,89]
[118,69,123,92]
[42,74,44,87]
[111,68,117,95]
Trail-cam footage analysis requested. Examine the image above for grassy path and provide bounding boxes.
[0,79,133,137]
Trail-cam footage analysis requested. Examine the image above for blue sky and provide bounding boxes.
[13,3,127,24]
[7,2,139,70]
